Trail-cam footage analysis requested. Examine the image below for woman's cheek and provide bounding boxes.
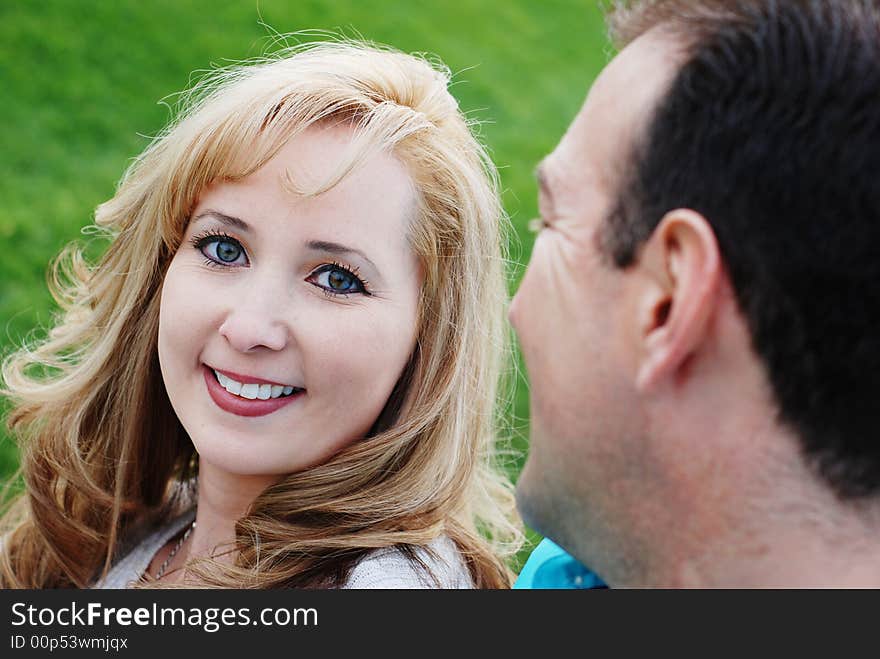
[305,314,412,396]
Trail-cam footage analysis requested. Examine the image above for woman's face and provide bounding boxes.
[158,125,423,478]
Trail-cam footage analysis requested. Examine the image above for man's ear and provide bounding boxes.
[633,208,722,391]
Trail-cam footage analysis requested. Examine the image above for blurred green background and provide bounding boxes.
[0,0,609,571]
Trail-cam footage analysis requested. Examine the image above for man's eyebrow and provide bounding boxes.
[306,240,379,272]
[191,210,251,233]
[534,161,556,210]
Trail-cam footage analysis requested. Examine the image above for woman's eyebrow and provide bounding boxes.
[189,214,380,272]
[191,210,251,233]
[306,240,378,271]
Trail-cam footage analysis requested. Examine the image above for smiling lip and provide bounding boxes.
[210,367,294,388]
[203,365,304,417]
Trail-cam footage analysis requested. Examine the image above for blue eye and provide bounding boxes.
[307,263,368,297]
[213,240,242,263]
[191,232,249,267]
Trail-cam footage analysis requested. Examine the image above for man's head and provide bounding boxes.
[511,0,880,585]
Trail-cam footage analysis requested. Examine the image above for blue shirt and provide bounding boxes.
[514,538,607,589]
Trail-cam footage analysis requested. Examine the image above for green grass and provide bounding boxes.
[0,0,611,571]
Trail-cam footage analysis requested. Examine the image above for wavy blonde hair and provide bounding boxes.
[0,39,523,588]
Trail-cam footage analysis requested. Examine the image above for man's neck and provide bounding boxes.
[666,524,880,587]
[643,464,880,588]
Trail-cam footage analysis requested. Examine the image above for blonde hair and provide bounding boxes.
[0,39,523,588]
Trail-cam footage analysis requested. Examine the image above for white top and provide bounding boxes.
[93,509,473,589]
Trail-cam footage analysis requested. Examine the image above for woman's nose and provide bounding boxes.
[218,287,290,353]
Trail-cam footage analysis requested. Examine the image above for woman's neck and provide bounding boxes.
[191,461,280,558]
[157,461,281,582]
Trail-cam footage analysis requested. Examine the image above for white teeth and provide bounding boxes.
[240,383,259,399]
[213,369,298,401]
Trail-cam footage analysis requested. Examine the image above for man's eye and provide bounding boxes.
[307,264,368,297]
[528,217,548,233]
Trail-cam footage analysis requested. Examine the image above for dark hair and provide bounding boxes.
[604,0,880,498]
